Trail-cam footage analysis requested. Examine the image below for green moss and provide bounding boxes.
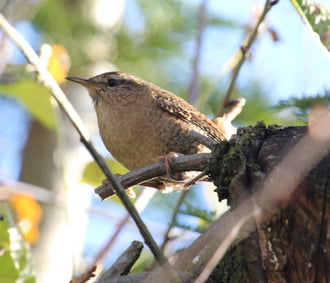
[210,122,267,205]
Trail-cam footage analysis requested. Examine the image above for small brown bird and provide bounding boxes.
[67,72,226,192]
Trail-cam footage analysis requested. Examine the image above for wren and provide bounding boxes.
[67,72,226,192]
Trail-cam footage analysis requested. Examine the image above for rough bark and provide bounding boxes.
[208,123,330,283]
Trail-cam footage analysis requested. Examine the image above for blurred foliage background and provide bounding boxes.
[0,0,329,282]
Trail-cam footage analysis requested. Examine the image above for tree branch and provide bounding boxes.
[187,0,208,105]
[95,241,144,282]
[95,153,212,199]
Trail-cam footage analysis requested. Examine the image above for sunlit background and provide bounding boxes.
[0,0,329,282]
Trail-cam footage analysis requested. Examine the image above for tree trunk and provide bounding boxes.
[19,119,74,282]
[208,123,329,283]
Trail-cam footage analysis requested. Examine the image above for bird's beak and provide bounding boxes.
[66,76,101,90]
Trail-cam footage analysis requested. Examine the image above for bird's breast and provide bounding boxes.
[95,104,169,169]
[94,101,204,170]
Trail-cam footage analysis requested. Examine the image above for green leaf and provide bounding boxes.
[81,159,129,186]
[291,0,330,51]
[0,251,19,283]
[0,204,36,283]
[0,80,57,129]
[0,207,19,282]
[82,159,139,204]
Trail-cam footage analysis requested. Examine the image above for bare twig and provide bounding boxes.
[95,241,144,282]
[0,180,55,204]
[187,0,208,105]
[95,153,212,199]
[217,0,278,116]
[184,170,208,187]
[0,13,178,278]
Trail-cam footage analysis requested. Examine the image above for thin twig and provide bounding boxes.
[184,170,208,187]
[187,0,208,106]
[0,13,178,279]
[95,241,144,282]
[217,0,278,116]
[95,153,212,199]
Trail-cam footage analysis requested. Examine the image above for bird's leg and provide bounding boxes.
[158,152,184,181]
[138,152,186,193]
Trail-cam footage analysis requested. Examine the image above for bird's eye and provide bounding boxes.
[107,79,118,87]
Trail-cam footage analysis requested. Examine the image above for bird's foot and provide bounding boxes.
[158,152,184,181]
